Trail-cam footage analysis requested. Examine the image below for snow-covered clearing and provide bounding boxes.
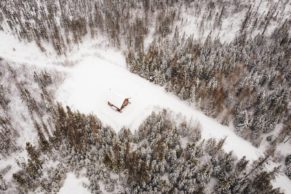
[0,32,290,193]
[0,32,68,72]
[55,40,291,193]
[58,173,90,194]
[56,42,261,161]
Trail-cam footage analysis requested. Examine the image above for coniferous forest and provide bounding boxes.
[0,0,291,193]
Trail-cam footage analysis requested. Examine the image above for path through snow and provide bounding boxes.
[56,42,291,193]
[1,32,290,193]
[56,46,261,161]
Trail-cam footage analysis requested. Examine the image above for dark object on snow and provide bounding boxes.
[120,98,130,110]
[285,155,291,166]
[108,101,121,112]
[266,135,272,142]
[108,98,130,113]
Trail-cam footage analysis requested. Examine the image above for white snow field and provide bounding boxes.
[55,40,291,193]
[0,32,290,193]
[56,44,261,161]
[58,173,90,194]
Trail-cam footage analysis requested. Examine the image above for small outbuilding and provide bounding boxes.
[107,90,130,112]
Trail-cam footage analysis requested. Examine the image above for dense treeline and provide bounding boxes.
[1,0,153,54]
[0,60,61,156]
[127,25,291,148]
[11,107,281,193]
[1,0,289,145]
[0,0,291,191]
[1,0,289,54]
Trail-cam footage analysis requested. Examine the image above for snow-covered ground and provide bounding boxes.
[178,1,291,43]
[0,33,54,66]
[1,32,291,193]
[58,173,90,194]
[56,40,291,193]
[56,43,261,161]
